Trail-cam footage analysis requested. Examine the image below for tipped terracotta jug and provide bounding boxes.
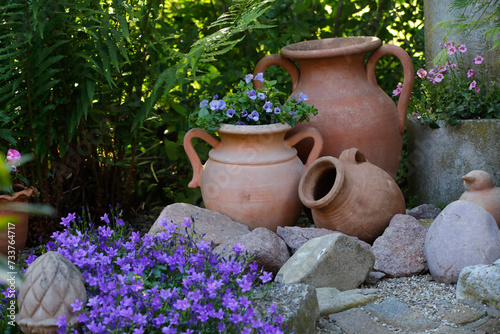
[459,170,500,227]
[254,36,414,179]
[298,148,406,243]
[184,123,323,232]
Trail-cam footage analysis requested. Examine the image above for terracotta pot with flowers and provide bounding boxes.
[0,149,35,258]
[397,42,500,205]
[184,73,323,231]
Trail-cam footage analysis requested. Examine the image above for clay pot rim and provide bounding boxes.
[280,36,381,59]
[217,122,292,135]
[299,156,345,209]
[0,186,35,203]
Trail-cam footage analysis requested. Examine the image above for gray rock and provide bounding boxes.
[277,226,371,254]
[364,296,440,331]
[424,200,500,284]
[213,227,290,274]
[328,308,389,334]
[148,203,250,247]
[406,203,442,219]
[437,303,486,325]
[316,287,379,315]
[456,258,500,309]
[364,271,386,285]
[276,233,375,290]
[253,284,319,334]
[371,214,428,277]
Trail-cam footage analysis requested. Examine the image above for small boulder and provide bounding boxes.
[406,204,442,219]
[424,200,500,284]
[277,226,371,254]
[276,233,375,290]
[316,287,379,315]
[371,214,428,277]
[213,227,290,274]
[456,258,500,309]
[252,284,319,334]
[148,203,250,247]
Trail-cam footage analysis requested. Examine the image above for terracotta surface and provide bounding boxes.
[459,170,500,227]
[0,187,34,258]
[254,37,414,179]
[17,251,87,334]
[298,148,406,243]
[184,123,323,231]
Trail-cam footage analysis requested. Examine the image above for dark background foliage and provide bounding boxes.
[0,0,423,245]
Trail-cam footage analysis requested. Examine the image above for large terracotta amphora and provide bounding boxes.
[184,123,323,232]
[298,148,406,243]
[254,37,414,179]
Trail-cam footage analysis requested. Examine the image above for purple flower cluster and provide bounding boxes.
[23,208,288,334]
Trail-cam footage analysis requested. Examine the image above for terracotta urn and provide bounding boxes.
[298,148,406,243]
[0,186,34,258]
[17,251,87,334]
[254,36,414,179]
[459,170,500,227]
[184,123,323,231]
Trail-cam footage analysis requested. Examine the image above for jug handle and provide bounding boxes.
[253,54,300,91]
[339,148,367,164]
[285,127,323,168]
[366,45,414,135]
[183,128,221,188]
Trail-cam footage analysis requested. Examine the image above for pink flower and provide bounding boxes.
[434,73,444,83]
[447,46,457,55]
[469,80,477,90]
[445,42,453,49]
[467,69,475,78]
[392,82,403,97]
[475,87,480,93]
[458,45,467,53]
[6,149,21,164]
[416,68,427,79]
[472,56,484,64]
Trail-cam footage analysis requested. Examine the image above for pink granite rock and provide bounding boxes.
[424,200,500,284]
[148,203,250,247]
[371,214,428,277]
[213,227,291,274]
[277,226,371,254]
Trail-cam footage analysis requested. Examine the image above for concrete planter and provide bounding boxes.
[406,118,500,206]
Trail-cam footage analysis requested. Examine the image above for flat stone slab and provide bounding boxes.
[437,304,486,325]
[316,287,379,315]
[432,326,475,334]
[328,308,388,334]
[364,297,440,332]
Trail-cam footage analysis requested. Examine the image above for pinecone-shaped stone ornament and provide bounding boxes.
[17,251,87,334]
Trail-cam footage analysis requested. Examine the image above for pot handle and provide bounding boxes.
[183,128,221,188]
[339,148,367,164]
[253,54,300,91]
[366,45,414,135]
[285,127,323,168]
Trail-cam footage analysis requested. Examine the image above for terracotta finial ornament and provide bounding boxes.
[459,170,500,227]
[17,251,87,334]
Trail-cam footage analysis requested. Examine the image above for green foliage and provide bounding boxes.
[0,0,424,225]
[190,74,318,130]
[434,0,500,50]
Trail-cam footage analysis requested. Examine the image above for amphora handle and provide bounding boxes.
[339,148,367,164]
[183,128,221,188]
[366,45,414,135]
[253,54,300,91]
[285,127,323,167]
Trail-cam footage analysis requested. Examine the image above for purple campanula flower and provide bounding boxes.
[247,90,257,100]
[244,74,253,83]
[297,92,309,102]
[274,106,281,114]
[199,99,209,108]
[241,110,248,117]
[254,72,264,83]
[257,92,266,100]
[236,120,246,125]
[226,109,235,118]
[249,110,259,121]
